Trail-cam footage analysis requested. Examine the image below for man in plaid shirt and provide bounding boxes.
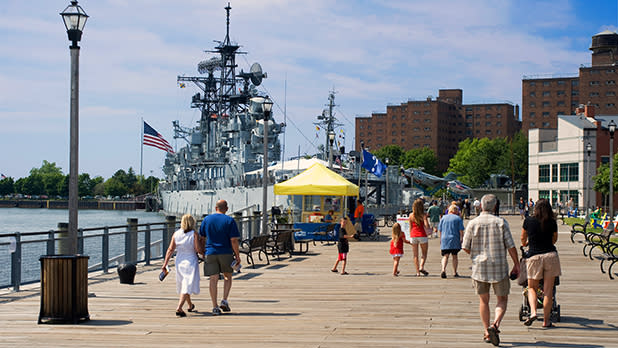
[463,194,519,346]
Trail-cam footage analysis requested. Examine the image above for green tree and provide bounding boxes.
[0,176,15,195]
[447,137,509,187]
[57,175,69,197]
[19,173,45,195]
[401,148,439,175]
[30,161,64,196]
[104,177,128,197]
[78,173,92,197]
[593,153,618,197]
[374,145,404,166]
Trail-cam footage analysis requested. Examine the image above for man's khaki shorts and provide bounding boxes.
[204,254,234,276]
[473,276,510,296]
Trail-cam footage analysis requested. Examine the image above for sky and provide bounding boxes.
[1,0,617,180]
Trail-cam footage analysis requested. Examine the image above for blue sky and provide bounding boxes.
[1,0,617,179]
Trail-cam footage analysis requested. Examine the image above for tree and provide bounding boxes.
[401,148,439,175]
[30,161,64,196]
[447,137,510,187]
[0,176,14,195]
[104,177,128,197]
[592,153,618,198]
[374,145,404,166]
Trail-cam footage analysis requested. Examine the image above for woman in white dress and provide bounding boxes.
[162,214,202,317]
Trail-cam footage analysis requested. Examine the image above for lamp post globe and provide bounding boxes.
[60,0,88,256]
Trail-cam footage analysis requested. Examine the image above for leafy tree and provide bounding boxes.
[0,176,14,195]
[78,173,92,197]
[18,173,45,195]
[374,145,404,166]
[57,175,69,197]
[447,138,509,187]
[401,148,439,176]
[593,153,618,197]
[104,177,128,197]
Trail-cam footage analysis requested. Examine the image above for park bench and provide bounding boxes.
[239,234,270,268]
[599,240,618,280]
[584,227,614,258]
[583,227,618,279]
[267,230,294,260]
[570,222,589,243]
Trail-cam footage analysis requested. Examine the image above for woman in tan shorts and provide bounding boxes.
[521,198,561,328]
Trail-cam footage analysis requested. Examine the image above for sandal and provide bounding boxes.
[420,269,429,276]
[487,325,500,346]
[341,271,349,275]
[542,323,555,329]
[524,315,537,326]
[331,269,338,273]
[175,310,186,317]
[187,304,196,312]
[483,334,491,344]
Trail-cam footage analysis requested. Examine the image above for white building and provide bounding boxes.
[528,113,598,211]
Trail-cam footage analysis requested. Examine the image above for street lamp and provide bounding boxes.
[262,97,273,235]
[61,0,88,255]
[586,142,592,221]
[328,131,335,168]
[609,120,616,231]
[385,157,389,206]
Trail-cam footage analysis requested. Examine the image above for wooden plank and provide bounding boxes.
[1,215,617,347]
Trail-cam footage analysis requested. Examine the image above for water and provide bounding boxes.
[0,208,169,288]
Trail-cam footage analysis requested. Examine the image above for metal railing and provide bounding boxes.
[0,213,264,292]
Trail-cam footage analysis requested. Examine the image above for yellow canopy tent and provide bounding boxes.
[274,163,359,196]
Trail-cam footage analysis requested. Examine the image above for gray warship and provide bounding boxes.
[159,4,286,217]
[159,4,410,218]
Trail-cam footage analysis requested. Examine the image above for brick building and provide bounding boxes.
[355,89,520,172]
[522,30,618,134]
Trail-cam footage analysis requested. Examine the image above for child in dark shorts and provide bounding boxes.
[331,217,355,275]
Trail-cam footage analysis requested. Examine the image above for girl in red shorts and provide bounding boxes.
[390,222,411,276]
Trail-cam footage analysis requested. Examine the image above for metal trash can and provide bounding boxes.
[38,255,90,324]
[117,263,137,284]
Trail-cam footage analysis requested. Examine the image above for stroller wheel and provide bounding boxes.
[519,305,527,322]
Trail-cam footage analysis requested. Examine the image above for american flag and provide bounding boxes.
[143,121,174,153]
[0,173,6,179]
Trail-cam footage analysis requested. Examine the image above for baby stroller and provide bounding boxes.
[518,247,561,323]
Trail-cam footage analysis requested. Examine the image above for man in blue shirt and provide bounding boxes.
[438,204,465,278]
[199,200,241,315]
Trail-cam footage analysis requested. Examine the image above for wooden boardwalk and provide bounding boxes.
[1,215,617,347]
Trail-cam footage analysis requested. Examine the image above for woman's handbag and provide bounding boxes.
[517,257,528,286]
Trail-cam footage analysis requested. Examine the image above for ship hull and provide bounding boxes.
[160,186,292,217]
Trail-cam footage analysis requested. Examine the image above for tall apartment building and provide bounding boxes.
[355,89,521,172]
[522,30,618,134]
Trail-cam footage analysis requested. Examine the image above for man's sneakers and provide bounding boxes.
[212,307,222,316]
[220,299,231,312]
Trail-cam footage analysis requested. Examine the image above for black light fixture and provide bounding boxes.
[60,1,89,46]
[610,120,616,137]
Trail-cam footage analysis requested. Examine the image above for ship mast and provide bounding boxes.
[314,90,343,168]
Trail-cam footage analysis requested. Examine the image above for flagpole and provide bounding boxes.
[358,142,363,200]
[140,117,144,179]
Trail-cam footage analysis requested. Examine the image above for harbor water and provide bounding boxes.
[0,208,168,288]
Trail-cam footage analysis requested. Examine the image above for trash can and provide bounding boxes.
[117,263,137,284]
[38,255,90,324]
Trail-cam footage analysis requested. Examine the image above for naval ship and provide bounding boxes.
[159,4,287,217]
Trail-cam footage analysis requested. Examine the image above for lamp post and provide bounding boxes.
[385,157,389,206]
[262,97,273,234]
[586,142,592,221]
[61,0,88,255]
[609,120,616,230]
[328,131,335,168]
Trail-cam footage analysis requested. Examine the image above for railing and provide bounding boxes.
[0,213,264,292]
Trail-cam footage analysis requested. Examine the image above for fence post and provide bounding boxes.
[144,224,151,265]
[102,227,109,273]
[164,216,176,252]
[125,218,138,264]
[47,229,55,256]
[253,211,261,238]
[57,222,69,255]
[77,228,84,255]
[233,212,243,239]
[11,232,21,292]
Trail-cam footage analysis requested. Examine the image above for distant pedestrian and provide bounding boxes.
[438,205,464,278]
[354,199,365,233]
[495,198,501,216]
[473,198,481,215]
[199,199,241,316]
[409,198,430,276]
[463,194,519,346]
[463,198,471,219]
[390,222,411,276]
[518,197,526,219]
[331,217,355,275]
[427,200,441,238]
[162,214,201,317]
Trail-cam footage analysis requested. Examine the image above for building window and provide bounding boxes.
[557,80,565,86]
[486,114,492,118]
[530,122,536,127]
[543,81,550,86]
[496,113,502,118]
[590,70,600,75]
[560,163,579,182]
[539,190,550,200]
[590,92,599,97]
[424,110,431,114]
[543,91,551,96]
[552,164,558,182]
[542,122,550,127]
[539,164,550,182]
[607,91,616,96]
[543,101,551,107]
[572,80,579,86]
[529,112,536,118]
[424,127,431,131]
[485,130,492,134]
[572,90,579,96]
[530,102,536,107]
[607,80,616,85]
[391,131,397,135]
[607,103,616,108]
[466,114,472,119]
[414,111,420,115]
[557,101,565,106]
[557,111,565,115]
[486,121,492,126]
[424,119,431,123]
[465,107,473,112]
[557,90,565,96]
[530,81,536,86]
[590,81,600,86]
[529,91,536,97]
[466,122,473,127]
[542,112,550,117]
